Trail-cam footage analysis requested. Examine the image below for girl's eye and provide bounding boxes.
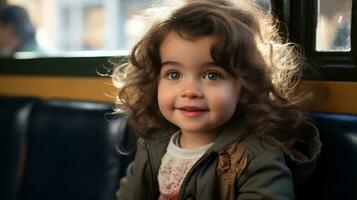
[203,72,222,80]
[166,71,181,80]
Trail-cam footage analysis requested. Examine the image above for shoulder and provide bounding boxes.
[134,130,173,169]
[237,120,321,167]
[239,136,291,180]
[240,136,283,159]
[216,136,285,179]
[215,135,290,186]
[219,136,284,164]
[138,129,174,147]
[215,137,294,199]
[234,137,295,199]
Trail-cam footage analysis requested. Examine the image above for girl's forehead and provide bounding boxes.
[160,31,217,52]
[159,31,216,62]
[161,30,217,47]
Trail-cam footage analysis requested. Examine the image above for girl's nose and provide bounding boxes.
[181,83,203,99]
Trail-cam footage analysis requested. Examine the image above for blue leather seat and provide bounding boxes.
[15,99,133,200]
[298,112,357,200]
[1,96,356,200]
[0,97,37,200]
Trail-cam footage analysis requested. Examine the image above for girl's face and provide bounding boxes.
[158,31,242,141]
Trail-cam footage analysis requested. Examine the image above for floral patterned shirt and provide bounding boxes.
[158,132,214,200]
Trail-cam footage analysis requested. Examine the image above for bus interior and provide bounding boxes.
[0,0,356,200]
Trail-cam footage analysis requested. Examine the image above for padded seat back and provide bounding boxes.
[17,100,128,200]
[299,112,357,200]
[0,96,36,200]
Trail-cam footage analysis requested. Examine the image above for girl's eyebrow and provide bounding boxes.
[160,61,181,67]
[161,61,219,68]
[203,62,220,68]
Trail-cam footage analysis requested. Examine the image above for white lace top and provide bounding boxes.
[158,132,214,200]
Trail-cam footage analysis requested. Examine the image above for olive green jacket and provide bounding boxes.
[116,122,321,200]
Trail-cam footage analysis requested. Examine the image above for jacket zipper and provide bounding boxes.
[177,152,215,200]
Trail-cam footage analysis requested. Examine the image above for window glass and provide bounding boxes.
[316,0,352,52]
[1,0,271,58]
[254,0,271,11]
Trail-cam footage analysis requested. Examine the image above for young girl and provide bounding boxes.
[113,0,321,199]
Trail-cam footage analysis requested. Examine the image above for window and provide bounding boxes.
[281,0,356,81]
[1,0,272,58]
[0,0,271,77]
[3,0,153,58]
[316,0,352,52]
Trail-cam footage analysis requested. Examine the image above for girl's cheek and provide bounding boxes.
[210,88,240,109]
[158,85,174,107]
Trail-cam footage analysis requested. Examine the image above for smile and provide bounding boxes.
[177,106,208,117]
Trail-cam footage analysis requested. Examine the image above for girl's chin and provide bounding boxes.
[177,124,206,133]
[179,127,219,136]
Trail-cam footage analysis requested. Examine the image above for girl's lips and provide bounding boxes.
[177,106,208,117]
[178,106,206,111]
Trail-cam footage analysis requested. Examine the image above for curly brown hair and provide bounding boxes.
[112,0,307,147]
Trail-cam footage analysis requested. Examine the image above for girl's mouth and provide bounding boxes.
[177,106,208,117]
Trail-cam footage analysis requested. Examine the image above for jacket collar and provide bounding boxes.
[143,123,246,169]
[205,122,246,154]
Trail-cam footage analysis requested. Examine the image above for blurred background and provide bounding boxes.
[0,0,273,58]
[0,0,351,58]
